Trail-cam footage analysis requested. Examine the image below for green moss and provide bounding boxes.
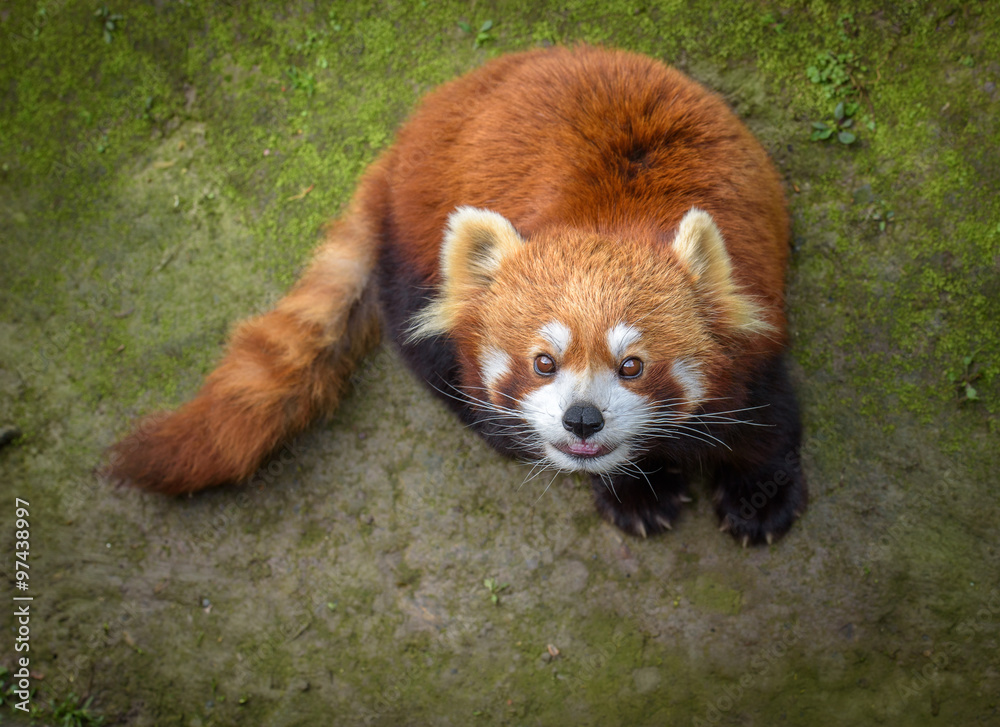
[686,574,745,616]
[297,519,327,547]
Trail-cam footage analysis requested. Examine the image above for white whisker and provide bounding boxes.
[534,470,562,504]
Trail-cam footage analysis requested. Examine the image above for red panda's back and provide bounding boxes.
[383,46,789,323]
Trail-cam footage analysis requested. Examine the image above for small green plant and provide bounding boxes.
[285,66,316,97]
[760,11,786,33]
[836,12,858,42]
[295,29,321,53]
[94,7,123,44]
[0,667,24,708]
[806,50,866,99]
[458,19,495,49]
[948,353,981,402]
[810,101,859,145]
[804,17,876,145]
[49,692,104,726]
[870,205,895,232]
[483,577,509,605]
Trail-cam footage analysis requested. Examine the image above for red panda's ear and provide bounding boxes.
[408,207,525,340]
[671,208,776,337]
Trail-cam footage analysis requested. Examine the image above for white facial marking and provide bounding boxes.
[521,367,650,475]
[670,358,706,403]
[606,323,642,360]
[539,320,572,356]
[479,346,512,389]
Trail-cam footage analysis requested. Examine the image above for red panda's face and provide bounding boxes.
[476,318,710,474]
[408,207,775,475]
[469,230,721,475]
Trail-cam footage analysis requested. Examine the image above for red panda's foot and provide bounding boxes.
[712,353,808,546]
[589,467,690,539]
[713,452,808,547]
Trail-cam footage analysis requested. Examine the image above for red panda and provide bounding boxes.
[106,46,806,546]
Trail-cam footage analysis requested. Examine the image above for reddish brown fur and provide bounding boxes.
[107,47,796,515]
[386,48,788,317]
[385,47,788,403]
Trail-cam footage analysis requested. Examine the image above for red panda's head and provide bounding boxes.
[408,207,776,474]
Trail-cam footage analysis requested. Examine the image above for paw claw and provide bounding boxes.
[678,494,692,503]
[589,468,687,540]
[713,461,807,547]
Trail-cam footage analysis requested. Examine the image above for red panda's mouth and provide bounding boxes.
[554,441,613,459]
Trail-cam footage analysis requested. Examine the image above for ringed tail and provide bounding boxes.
[104,173,385,494]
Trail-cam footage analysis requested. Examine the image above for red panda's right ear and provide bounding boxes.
[408,207,525,340]
[671,208,776,337]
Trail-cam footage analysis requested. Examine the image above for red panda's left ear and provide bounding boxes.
[408,207,525,340]
[671,208,776,337]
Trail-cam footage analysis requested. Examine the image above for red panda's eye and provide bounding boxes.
[619,357,643,378]
[534,354,556,376]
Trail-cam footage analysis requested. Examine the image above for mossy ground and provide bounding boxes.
[1,1,998,725]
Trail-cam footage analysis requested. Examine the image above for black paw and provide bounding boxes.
[714,461,807,546]
[590,468,690,538]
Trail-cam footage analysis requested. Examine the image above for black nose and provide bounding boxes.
[562,403,604,439]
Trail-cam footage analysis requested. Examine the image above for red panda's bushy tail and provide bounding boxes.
[105,192,383,495]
